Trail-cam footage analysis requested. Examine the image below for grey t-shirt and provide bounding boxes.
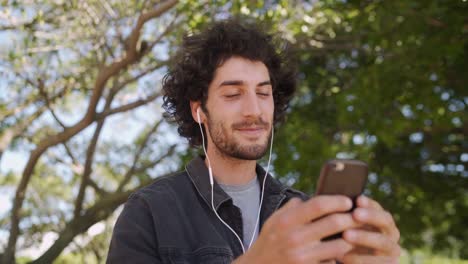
[218,176,261,250]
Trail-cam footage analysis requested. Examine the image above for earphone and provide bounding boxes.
[196,107,274,254]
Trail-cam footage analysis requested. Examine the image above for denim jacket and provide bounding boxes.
[107,156,309,263]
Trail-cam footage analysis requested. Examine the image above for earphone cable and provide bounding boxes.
[197,109,273,254]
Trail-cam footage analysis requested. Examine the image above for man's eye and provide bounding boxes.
[257,93,270,97]
[225,94,240,98]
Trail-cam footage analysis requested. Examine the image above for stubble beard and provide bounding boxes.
[206,116,272,161]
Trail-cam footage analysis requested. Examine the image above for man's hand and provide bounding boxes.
[340,195,401,263]
[233,195,359,264]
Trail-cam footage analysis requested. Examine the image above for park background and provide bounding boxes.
[0,0,466,263]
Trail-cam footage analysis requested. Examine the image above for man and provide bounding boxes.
[107,20,400,263]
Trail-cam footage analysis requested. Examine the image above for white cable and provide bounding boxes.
[197,108,274,254]
[197,109,245,252]
[247,126,273,249]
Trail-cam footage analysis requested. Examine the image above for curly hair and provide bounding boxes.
[162,19,296,146]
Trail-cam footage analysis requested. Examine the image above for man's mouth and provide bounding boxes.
[236,127,265,137]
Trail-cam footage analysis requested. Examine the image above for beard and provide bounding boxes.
[206,115,272,161]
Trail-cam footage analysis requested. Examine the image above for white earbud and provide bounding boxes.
[197,107,201,123]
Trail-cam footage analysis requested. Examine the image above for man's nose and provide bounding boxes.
[241,91,262,117]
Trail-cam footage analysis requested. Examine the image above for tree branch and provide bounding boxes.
[136,144,177,174]
[31,169,175,263]
[0,106,46,163]
[59,143,107,196]
[96,91,161,119]
[87,179,109,196]
[62,143,78,166]
[83,0,177,122]
[74,82,119,218]
[146,11,182,54]
[2,1,178,262]
[72,120,106,218]
[114,62,167,92]
[1,76,71,121]
[37,78,67,129]
[116,120,163,190]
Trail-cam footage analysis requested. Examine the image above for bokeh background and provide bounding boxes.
[0,0,466,263]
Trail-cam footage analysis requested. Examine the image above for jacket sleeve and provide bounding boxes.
[106,193,161,263]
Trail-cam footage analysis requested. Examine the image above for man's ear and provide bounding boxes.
[190,101,204,124]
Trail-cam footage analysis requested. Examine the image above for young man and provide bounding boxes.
[107,20,400,263]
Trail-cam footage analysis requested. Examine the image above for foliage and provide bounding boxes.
[1,0,182,262]
[272,0,468,258]
[0,0,466,262]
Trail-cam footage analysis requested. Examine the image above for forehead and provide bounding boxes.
[211,56,270,85]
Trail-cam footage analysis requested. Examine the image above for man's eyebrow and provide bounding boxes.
[258,80,271,86]
[219,80,243,87]
[218,80,271,88]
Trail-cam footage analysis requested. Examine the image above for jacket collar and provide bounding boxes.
[185,156,290,211]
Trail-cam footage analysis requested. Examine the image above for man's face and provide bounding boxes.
[203,56,274,160]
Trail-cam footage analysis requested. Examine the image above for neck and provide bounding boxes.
[204,146,257,186]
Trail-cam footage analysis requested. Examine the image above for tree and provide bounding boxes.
[269,0,468,258]
[1,0,466,262]
[1,1,180,262]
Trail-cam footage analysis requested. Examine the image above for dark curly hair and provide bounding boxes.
[162,19,296,146]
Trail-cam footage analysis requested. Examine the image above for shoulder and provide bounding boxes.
[108,173,192,262]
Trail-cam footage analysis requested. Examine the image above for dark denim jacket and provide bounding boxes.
[107,157,309,263]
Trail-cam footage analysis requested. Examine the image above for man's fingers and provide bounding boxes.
[343,229,401,256]
[352,207,400,242]
[292,238,353,263]
[342,254,399,264]
[356,195,383,210]
[278,197,302,213]
[292,213,361,241]
[262,197,303,232]
[279,195,353,227]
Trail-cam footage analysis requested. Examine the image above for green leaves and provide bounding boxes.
[271,0,467,257]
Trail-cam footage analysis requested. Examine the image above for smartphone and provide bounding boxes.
[316,159,368,240]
